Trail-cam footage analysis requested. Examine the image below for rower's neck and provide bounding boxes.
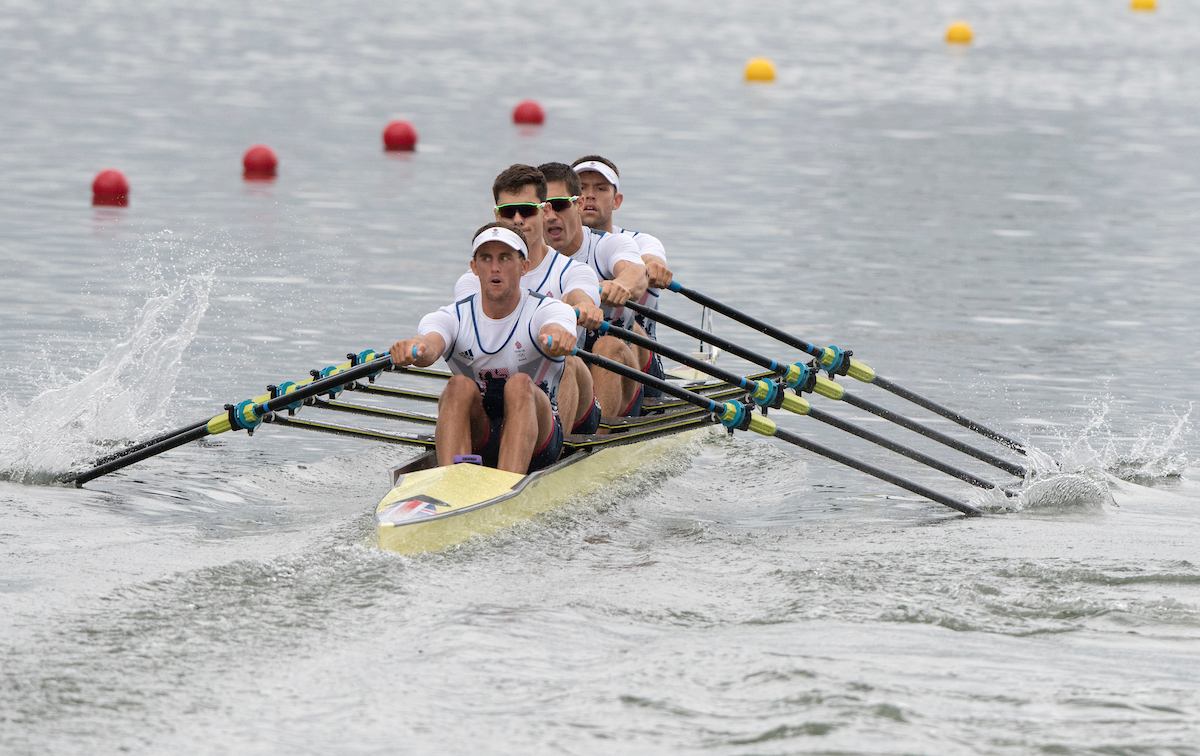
[480,288,521,320]
[526,238,550,269]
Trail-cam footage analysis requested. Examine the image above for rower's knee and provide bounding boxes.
[439,375,479,410]
[593,335,634,367]
[503,373,536,407]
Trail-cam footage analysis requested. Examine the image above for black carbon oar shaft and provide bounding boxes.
[769,425,982,516]
[70,351,395,486]
[870,375,1025,452]
[837,392,1026,477]
[575,348,980,516]
[805,406,1012,494]
[89,419,211,467]
[669,282,822,358]
[72,425,212,486]
[665,281,1028,454]
[624,300,1026,478]
[600,322,1009,493]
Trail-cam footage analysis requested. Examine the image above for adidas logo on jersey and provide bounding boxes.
[459,348,474,360]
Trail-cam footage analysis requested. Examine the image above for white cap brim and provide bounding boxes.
[572,160,619,192]
[472,226,528,257]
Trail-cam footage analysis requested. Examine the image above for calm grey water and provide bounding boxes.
[2,0,1199,753]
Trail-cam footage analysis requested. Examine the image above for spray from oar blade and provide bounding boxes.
[69,349,391,486]
[575,347,981,517]
[623,300,1027,478]
[664,280,1027,453]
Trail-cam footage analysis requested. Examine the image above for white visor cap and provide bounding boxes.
[472,226,528,257]
[572,160,619,192]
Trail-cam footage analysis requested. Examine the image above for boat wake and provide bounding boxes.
[969,400,1192,514]
[0,276,212,485]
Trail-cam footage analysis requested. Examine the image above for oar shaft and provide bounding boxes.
[71,351,396,486]
[575,349,979,516]
[664,281,1030,456]
[624,300,779,372]
[89,419,211,467]
[624,300,1025,477]
[601,322,1007,492]
[838,392,1026,477]
[769,426,981,516]
[871,375,1026,452]
[668,282,823,358]
[72,425,212,486]
[805,407,1007,493]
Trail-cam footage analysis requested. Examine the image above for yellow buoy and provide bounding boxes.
[946,21,973,44]
[1131,0,1156,10]
[744,58,776,83]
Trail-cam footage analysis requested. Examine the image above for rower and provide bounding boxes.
[537,161,650,420]
[453,164,606,436]
[389,222,578,475]
[571,155,672,399]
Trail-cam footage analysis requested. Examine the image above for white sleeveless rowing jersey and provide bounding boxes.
[616,226,666,341]
[418,291,576,413]
[564,228,643,329]
[455,251,600,340]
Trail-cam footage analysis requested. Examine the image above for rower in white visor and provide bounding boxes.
[537,161,652,422]
[389,222,578,475]
[453,164,605,437]
[572,155,673,400]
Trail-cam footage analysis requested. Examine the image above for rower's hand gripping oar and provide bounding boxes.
[663,280,1028,455]
[69,349,392,487]
[622,300,1027,479]
[594,321,1015,496]
[573,347,981,517]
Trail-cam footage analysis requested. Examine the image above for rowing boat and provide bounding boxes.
[374,368,741,555]
[71,286,1005,525]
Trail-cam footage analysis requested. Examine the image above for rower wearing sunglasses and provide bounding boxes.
[538,161,651,421]
[453,164,606,437]
[389,222,578,475]
[572,155,673,400]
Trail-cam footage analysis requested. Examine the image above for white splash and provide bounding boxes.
[969,399,1192,514]
[0,276,212,485]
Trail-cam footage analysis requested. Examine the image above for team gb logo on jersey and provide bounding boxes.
[514,339,528,363]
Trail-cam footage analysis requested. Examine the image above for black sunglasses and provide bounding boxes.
[545,195,580,212]
[494,202,545,220]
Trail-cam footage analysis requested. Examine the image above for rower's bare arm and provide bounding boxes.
[563,289,604,330]
[389,333,445,367]
[601,260,648,306]
[538,323,576,358]
[642,254,673,289]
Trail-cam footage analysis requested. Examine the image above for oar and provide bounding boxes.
[69,349,392,487]
[624,300,1027,478]
[663,281,1028,454]
[574,348,982,517]
[596,321,1013,495]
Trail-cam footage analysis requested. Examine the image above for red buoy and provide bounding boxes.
[243,145,278,179]
[512,100,545,125]
[382,120,418,151]
[92,169,129,207]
